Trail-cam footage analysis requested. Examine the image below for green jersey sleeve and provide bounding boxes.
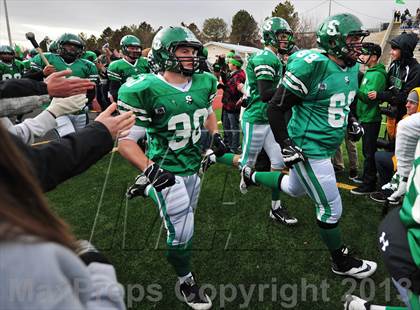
[15,60,26,74]
[117,75,152,127]
[82,60,98,82]
[30,54,46,71]
[107,60,122,82]
[207,72,218,109]
[251,51,279,82]
[282,49,323,98]
[21,59,32,73]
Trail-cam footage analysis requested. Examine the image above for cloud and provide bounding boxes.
[0,23,101,48]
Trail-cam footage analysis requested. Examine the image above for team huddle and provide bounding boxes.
[1,11,419,310]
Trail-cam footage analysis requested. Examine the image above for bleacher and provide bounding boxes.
[379,20,420,68]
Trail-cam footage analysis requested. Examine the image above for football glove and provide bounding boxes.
[144,163,176,192]
[348,121,364,142]
[240,97,249,108]
[47,94,87,117]
[126,174,150,199]
[382,173,407,205]
[211,133,229,157]
[343,295,370,310]
[281,138,304,168]
[199,149,216,175]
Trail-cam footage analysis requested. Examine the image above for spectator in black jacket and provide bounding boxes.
[368,32,420,123]
[0,74,135,192]
[11,103,134,192]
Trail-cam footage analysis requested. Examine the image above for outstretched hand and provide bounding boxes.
[45,70,95,97]
[95,103,136,140]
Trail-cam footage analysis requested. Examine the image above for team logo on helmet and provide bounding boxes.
[152,39,162,51]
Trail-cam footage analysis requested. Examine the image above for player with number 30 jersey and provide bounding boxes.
[118,26,223,310]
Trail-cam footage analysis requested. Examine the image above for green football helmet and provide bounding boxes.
[120,35,142,59]
[316,13,369,67]
[151,26,203,76]
[261,17,294,54]
[48,40,58,54]
[56,33,85,62]
[0,45,15,64]
[29,48,38,58]
[82,50,98,62]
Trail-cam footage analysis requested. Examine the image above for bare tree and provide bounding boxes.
[293,16,319,49]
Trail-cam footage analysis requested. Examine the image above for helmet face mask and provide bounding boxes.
[0,45,15,64]
[152,26,203,76]
[168,43,201,76]
[125,46,142,60]
[261,17,294,54]
[343,32,367,66]
[57,33,85,63]
[317,14,369,67]
[276,30,294,54]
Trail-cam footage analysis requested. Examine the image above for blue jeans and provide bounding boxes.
[361,122,381,186]
[222,109,240,152]
[375,151,394,187]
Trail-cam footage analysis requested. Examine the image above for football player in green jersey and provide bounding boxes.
[240,13,377,279]
[1,45,28,123]
[107,35,150,102]
[118,26,227,310]
[345,119,420,309]
[218,17,298,225]
[30,33,98,137]
[0,45,25,81]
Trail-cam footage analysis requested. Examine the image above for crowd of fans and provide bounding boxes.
[395,8,420,29]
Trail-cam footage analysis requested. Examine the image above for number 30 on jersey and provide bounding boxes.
[168,108,208,150]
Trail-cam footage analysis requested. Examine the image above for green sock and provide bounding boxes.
[384,307,407,310]
[271,188,280,201]
[253,171,282,190]
[148,188,193,277]
[216,153,235,166]
[166,240,193,277]
[319,226,342,251]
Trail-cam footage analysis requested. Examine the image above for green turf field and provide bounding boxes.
[46,147,405,309]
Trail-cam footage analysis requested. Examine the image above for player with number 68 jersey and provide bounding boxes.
[240,13,378,280]
[283,48,359,158]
